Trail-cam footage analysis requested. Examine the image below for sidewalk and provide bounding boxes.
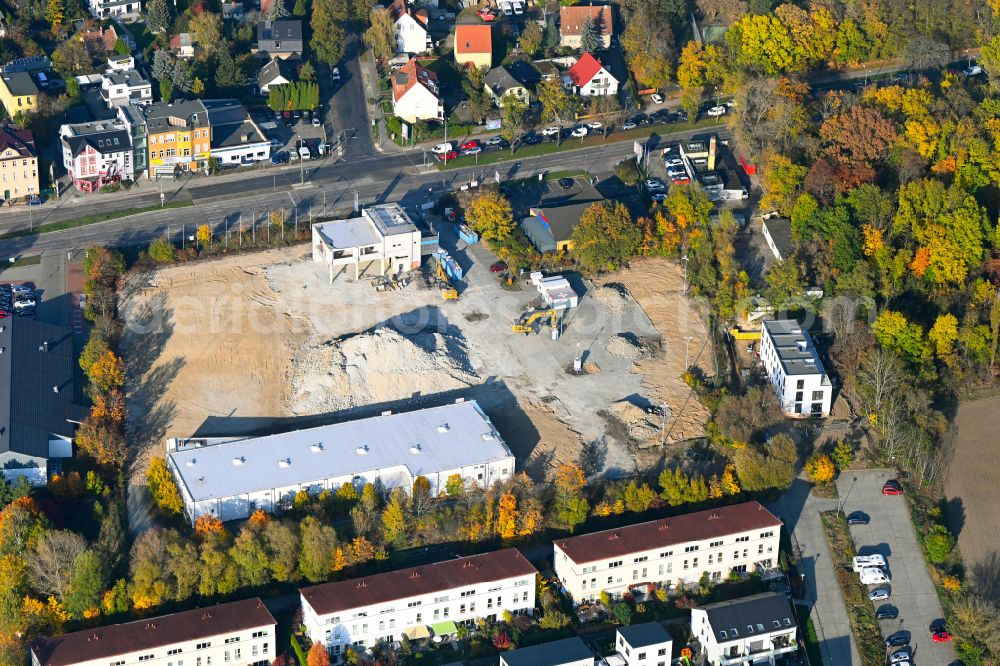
[357,51,399,154]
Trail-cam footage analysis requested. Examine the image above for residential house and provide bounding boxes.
[30,598,277,666]
[143,99,211,176]
[222,1,246,21]
[565,52,617,96]
[534,60,561,80]
[559,5,613,49]
[761,217,792,261]
[117,104,148,176]
[0,122,38,202]
[258,57,296,94]
[520,181,604,253]
[167,398,513,523]
[690,592,798,666]
[391,58,442,122]
[760,320,832,418]
[100,69,152,108]
[454,24,492,69]
[202,98,270,166]
[0,56,51,75]
[484,64,530,107]
[86,0,141,19]
[390,0,431,55]
[0,71,38,115]
[553,501,782,602]
[106,54,136,71]
[300,549,536,660]
[697,169,747,202]
[255,20,304,60]
[501,637,594,666]
[81,24,121,58]
[169,32,196,59]
[0,316,85,486]
[602,623,673,666]
[60,120,134,192]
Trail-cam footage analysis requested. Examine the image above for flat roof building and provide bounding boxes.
[166,399,515,523]
[31,598,276,666]
[603,623,672,666]
[500,636,594,666]
[553,501,782,602]
[762,217,792,261]
[301,549,537,659]
[312,203,423,281]
[760,320,832,418]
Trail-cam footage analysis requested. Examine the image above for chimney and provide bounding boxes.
[43,340,48,352]
[52,385,59,393]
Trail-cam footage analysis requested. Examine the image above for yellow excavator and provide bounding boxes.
[512,308,558,335]
[434,259,459,301]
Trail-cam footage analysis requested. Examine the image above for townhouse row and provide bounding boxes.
[32,501,785,666]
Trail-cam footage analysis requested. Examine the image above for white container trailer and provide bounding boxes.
[530,272,579,310]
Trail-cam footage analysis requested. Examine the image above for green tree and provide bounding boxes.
[611,601,632,625]
[924,525,954,563]
[148,237,175,263]
[292,0,308,15]
[579,13,599,53]
[263,521,299,582]
[658,467,690,506]
[45,0,64,32]
[363,7,395,62]
[311,0,346,65]
[570,200,641,271]
[873,310,928,367]
[558,496,589,533]
[145,0,170,33]
[760,153,807,213]
[500,93,526,149]
[466,190,515,243]
[230,526,272,587]
[520,20,543,57]
[266,0,289,19]
[461,66,492,123]
[763,259,804,311]
[445,474,464,497]
[536,76,575,125]
[65,550,105,617]
[830,440,854,472]
[623,481,656,513]
[298,516,337,583]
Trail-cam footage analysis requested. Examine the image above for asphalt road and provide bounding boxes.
[838,470,958,666]
[323,34,374,159]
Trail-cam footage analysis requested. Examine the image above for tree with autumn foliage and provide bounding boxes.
[308,641,331,666]
[570,201,642,271]
[553,462,589,532]
[805,453,836,484]
[86,350,125,394]
[496,490,517,540]
[147,457,184,516]
[194,514,226,537]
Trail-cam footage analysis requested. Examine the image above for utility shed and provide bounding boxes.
[166,399,515,523]
[530,272,578,309]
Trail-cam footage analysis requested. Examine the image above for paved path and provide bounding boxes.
[839,470,957,666]
[769,477,862,666]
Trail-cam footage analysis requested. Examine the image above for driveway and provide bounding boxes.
[769,476,862,666]
[838,470,958,666]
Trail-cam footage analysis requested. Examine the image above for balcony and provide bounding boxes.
[718,643,798,666]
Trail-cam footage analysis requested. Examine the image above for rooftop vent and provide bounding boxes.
[310,443,324,453]
[609,531,620,540]
[482,432,495,441]
[185,458,196,467]
[232,456,246,466]
[278,458,291,468]
[437,423,450,433]
[796,341,807,351]
[52,385,59,393]
[197,476,205,483]
[410,571,421,578]
[410,444,422,454]
[356,445,369,455]
[201,612,213,620]
[381,410,392,416]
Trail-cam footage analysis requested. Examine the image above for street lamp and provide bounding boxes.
[683,335,694,373]
[837,476,858,516]
[682,254,689,293]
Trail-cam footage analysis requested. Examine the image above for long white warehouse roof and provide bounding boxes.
[167,400,512,502]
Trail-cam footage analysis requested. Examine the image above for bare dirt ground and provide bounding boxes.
[946,395,1000,597]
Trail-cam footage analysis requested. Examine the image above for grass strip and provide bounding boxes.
[0,255,41,271]
[0,200,194,241]
[819,511,885,666]
[795,603,825,666]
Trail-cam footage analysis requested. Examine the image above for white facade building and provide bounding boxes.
[101,69,152,108]
[565,53,619,97]
[60,120,135,193]
[30,598,276,666]
[760,320,833,418]
[166,399,515,524]
[501,637,594,666]
[691,592,798,666]
[87,0,141,19]
[601,623,673,666]
[553,502,782,602]
[391,0,431,54]
[391,58,442,123]
[312,203,423,280]
[301,549,536,661]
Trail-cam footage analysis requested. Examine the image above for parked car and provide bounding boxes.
[570,126,588,138]
[489,261,508,273]
[11,284,32,295]
[706,105,727,117]
[485,136,505,146]
[312,117,321,127]
[932,630,954,643]
[558,178,575,190]
[27,196,42,206]
[541,126,560,136]
[622,121,638,130]
[869,588,890,602]
[460,139,480,150]
[882,479,903,495]
[664,157,684,169]
[650,93,663,104]
[270,151,289,165]
[432,142,454,154]
[461,146,482,155]
[14,298,35,309]
[889,648,913,664]
[438,150,458,160]
[876,605,899,620]
[670,110,688,122]
[521,132,542,145]
[885,632,909,648]
[587,121,602,130]
[964,64,984,76]
[650,192,667,202]
[645,178,666,192]
[670,175,692,185]
[847,511,870,525]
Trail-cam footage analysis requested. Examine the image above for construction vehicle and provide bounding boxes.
[431,256,458,300]
[512,308,557,335]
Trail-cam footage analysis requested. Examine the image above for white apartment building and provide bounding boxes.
[86,0,141,19]
[501,637,594,666]
[166,399,515,524]
[601,623,673,666]
[101,69,152,108]
[60,120,135,193]
[30,598,276,666]
[760,320,833,418]
[312,203,423,281]
[300,549,536,661]
[691,592,798,666]
[553,501,782,602]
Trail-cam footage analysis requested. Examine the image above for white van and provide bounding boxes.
[852,555,887,572]
[859,567,890,585]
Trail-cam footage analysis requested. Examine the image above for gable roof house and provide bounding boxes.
[691,592,799,665]
[60,120,135,192]
[0,70,39,115]
[565,52,618,96]
[255,20,304,60]
[0,317,85,486]
[169,32,195,58]
[0,122,39,201]
[454,24,493,69]
[559,4,613,49]
[258,57,296,94]
[390,0,431,55]
[391,58,442,122]
[484,64,530,107]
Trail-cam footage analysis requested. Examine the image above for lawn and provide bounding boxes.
[0,255,41,273]
[795,604,824,666]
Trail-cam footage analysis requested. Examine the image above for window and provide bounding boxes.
[111,661,125,666]
[609,560,623,568]
[658,550,673,558]
[710,540,723,548]
[812,390,824,400]
[683,559,689,570]
[773,620,781,628]
[168,649,182,656]
[252,631,267,638]
[719,630,728,639]
[234,650,240,660]
[658,648,666,656]
[735,536,749,543]
[633,556,648,563]
[760,531,774,539]
[796,379,804,389]
[139,656,154,662]
[225,638,240,644]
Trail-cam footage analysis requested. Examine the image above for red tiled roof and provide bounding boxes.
[554,501,782,565]
[31,599,276,666]
[301,549,538,616]
[390,0,427,26]
[454,24,492,55]
[392,58,438,102]
[567,52,606,87]
[559,4,613,37]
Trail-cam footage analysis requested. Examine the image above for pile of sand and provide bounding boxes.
[603,400,665,448]
[592,284,632,315]
[607,335,644,360]
[288,327,480,414]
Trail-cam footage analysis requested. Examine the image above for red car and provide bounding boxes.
[489,261,508,273]
[439,150,458,160]
[460,140,480,150]
[882,480,903,496]
[931,630,953,643]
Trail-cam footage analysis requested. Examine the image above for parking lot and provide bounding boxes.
[838,470,958,666]
[250,108,330,163]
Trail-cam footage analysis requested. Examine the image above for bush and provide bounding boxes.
[148,237,175,263]
[613,157,640,185]
[924,525,954,564]
[805,453,836,484]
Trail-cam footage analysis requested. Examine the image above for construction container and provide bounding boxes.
[458,224,479,244]
[434,250,463,281]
